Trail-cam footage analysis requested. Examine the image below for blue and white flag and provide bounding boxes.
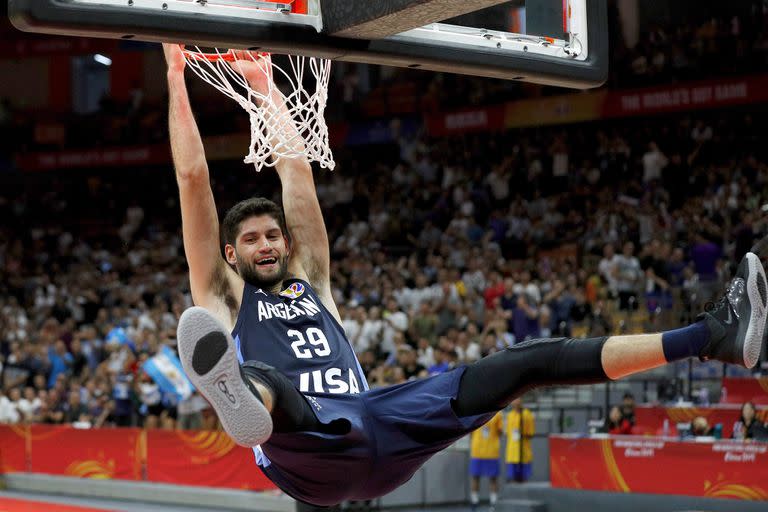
[106,327,137,353]
[142,346,195,401]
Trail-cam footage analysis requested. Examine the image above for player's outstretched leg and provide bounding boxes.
[453,249,768,417]
[177,306,273,446]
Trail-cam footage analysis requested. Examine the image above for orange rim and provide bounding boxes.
[179,45,270,62]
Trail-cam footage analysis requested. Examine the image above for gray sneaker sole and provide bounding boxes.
[743,252,767,369]
[177,306,273,447]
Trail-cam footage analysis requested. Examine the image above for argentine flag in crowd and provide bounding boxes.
[106,326,137,353]
[142,346,195,401]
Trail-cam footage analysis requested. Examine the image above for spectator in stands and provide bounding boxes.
[62,388,89,425]
[16,387,41,422]
[468,411,504,511]
[690,416,715,437]
[621,393,636,426]
[613,242,642,311]
[505,399,535,483]
[137,369,163,429]
[690,231,722,305]
[733,401,768,441]
[0,388,20,424]
[427,347,454,376]
[641,141,668,184]
[396,345,427,381]
[601,406,632,435]
[177,391,208,431]
[598,244,618,298]
[47,340,72,389]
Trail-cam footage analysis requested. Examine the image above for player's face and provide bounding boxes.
[231,215,290,289]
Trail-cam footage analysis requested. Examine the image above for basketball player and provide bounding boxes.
[468,411,504,511]
[163,44,768,507]
[505,399,535,484]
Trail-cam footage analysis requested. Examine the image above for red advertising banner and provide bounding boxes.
[28,425,143,480]
[602,75,768,118]
[501,74,768,130]
[16,145,171,172]
[0,425,29,473]
[146,430,275,491]
[425,106,506,136]
[550,435,768,500]
[721,377,768,405]
[633,405,768,438]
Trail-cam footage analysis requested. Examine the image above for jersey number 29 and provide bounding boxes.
[288,328,331,359]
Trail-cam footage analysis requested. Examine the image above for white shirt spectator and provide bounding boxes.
[613,254,642,292]
[0,395,20,424]
[139,382,162,406]
[342,316,363,351]
[552,151,569,177]
[456,341,482,363]
[417,345,435,368]
[358,317,384,353]
[381,310,409,355]
[513,282,542,305]
[691,122,713,143]
[16,396,41,420]
[642,143,668,183]
[598,255,618,294]
[485,168,510,201]
[462,269,486,294]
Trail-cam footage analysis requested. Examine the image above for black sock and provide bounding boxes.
[660,321,709,362]
[453,336,609,417]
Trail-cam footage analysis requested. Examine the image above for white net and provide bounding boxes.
[181,47,334,170]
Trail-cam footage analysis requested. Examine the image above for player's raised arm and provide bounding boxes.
[164,44,242,325]
[229,54,333,311]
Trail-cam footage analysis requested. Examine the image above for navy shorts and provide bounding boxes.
[469,458,500,478]
[258,367,495,506]
[506,462,532,482]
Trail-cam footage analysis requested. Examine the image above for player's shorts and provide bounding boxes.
[258,367,496,507]
[469,458,500,478]
[506,462,532,482]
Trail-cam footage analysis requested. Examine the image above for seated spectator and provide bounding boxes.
[690,416,714,437]
[621,392,636,426]
[0,389,21,424]
[16,386,41,421]
[62,389,89,424]
[427,347,455,376]
[396,346,427,381]
[733,401,768,441]
[601,406,632,435]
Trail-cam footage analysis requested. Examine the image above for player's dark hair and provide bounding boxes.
[222,197,287,246]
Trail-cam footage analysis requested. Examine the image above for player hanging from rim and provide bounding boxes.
[163,43,768,507]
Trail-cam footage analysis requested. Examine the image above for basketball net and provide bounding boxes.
[181,47,334,170]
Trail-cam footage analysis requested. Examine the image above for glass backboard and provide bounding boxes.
[8,0,607,88]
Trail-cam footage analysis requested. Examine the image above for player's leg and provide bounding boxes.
[177,307,325,446]
[489,474,499,510]
[469,475,480,510]
[454,250,768,417]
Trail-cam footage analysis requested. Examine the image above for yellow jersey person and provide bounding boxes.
[469,411,504,511]
[505,399,535,483]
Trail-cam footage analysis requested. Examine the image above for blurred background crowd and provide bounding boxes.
[2,0,768,435]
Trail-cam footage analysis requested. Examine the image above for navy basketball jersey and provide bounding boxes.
[232,279,368,395]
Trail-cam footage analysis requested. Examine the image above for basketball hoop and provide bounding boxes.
[180,46,334,170]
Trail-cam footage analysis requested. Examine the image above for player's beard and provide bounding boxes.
[238,253,289,290]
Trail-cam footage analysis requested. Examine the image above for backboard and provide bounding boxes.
[8,0,608,88]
